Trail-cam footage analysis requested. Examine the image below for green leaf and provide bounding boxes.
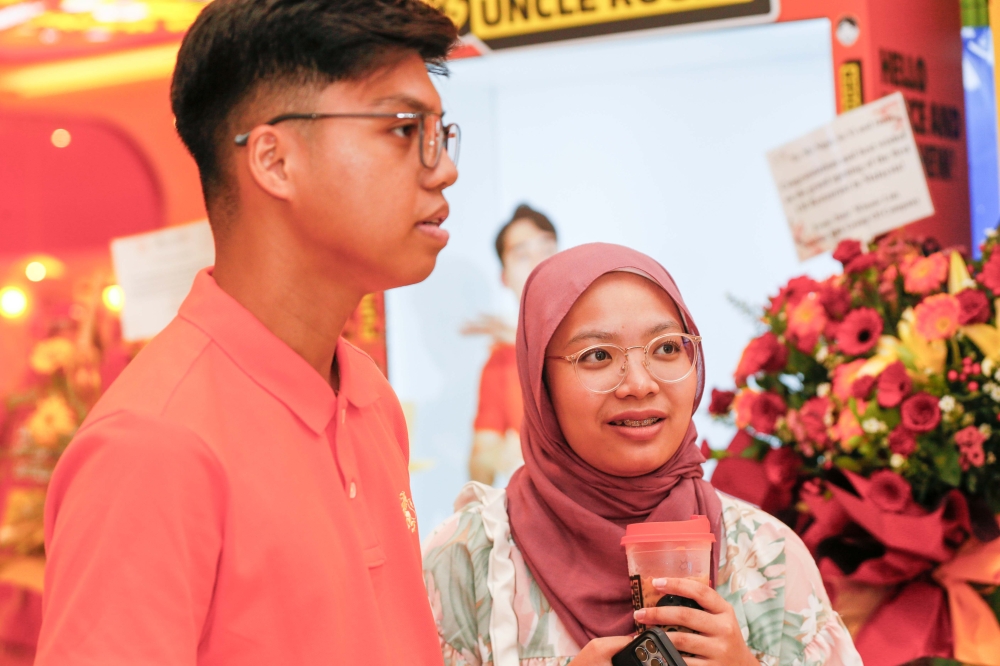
[933,445,962,487]
[834,456,863,472]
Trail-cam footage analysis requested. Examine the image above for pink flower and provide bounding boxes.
[764,447,800,491]
[830,402,866,443]
[845,253,879,274]
[787,397,833,451]
[900,393,941,433]
[852,375,876,399]
[786,294,828,353]
[750,392,787,435]
[888,427,917,456]
[768,276,820,315]
[868,470,915,513]
[833,239,863,265]
[957,289,991,326]
[833,359,868,402]
[903,253,948,295]
[734,333,788,386]
[708,389,736,416]
[818,279,852,320]
[914,294,961,341]
[876,361,912,408]
[836,308,883,356]
[978,251,1000,294]
[954,425,987,451]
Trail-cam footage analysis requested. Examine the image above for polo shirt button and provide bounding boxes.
[349,482,357,499]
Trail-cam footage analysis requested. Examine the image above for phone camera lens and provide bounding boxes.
[634,647,648,661]
[644,639,658,654]
[652,658,665,666]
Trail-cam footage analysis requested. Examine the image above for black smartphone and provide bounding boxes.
[611,628,687,666]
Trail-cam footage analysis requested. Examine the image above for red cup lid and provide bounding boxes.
[620,515,716,545]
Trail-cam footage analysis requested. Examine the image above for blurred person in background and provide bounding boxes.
[463,204,557,486]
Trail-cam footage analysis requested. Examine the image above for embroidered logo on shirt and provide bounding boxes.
[399,492,417,533]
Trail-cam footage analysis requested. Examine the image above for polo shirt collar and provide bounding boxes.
[179,269,377,434]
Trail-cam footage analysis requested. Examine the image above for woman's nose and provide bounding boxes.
[614,355,659,399]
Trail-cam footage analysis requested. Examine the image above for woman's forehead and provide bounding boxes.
[549,272,684,346]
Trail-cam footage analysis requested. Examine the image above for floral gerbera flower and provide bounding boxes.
[903,253,948,295]
[913,294,961,341]
[836,308,883,356]
[786,294,828,353]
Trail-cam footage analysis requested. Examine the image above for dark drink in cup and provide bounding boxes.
[621,515,715,633]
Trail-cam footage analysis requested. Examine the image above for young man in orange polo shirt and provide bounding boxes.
[37,1,458,664]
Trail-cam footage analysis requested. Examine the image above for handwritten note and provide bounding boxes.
[767,92,934,260]
[110,221,215,341]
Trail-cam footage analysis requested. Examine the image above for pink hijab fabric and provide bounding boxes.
[505,243,723,648]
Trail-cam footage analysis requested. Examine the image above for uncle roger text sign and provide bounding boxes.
[430,0,777,49]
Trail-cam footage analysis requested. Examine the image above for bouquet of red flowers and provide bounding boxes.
[709,232,1000,666]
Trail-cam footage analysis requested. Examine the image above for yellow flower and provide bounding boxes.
[897,308,947,375]
[948,251,976,294]
[26,395,78,448]
[29,338,75,375]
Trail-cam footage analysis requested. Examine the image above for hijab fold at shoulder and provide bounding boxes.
[505,242,722,646]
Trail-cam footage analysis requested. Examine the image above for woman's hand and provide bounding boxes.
[633,577,758,666]
[570,636,633,665]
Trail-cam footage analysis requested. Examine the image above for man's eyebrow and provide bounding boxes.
[371,94,438,113]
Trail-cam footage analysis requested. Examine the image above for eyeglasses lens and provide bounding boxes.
[573,335,697,393]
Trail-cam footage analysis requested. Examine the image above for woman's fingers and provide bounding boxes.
[633,606,716,634]
[663,630,719,660]
[651,577,729,614]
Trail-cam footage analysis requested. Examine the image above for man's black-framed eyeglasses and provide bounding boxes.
[234,112,461,169]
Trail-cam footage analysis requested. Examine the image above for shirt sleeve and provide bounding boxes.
[422,508,490,666]
[36,411,226,666]
[474,350,510,434]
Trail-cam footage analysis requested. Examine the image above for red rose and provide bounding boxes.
[833,239,863,265]
[900,392,942,433]
[877,361,912,408]
[845,253,879,275]
[764,446,801,491]
[787,397,832,452]
[868,469,915,513]
[708,389,736,416]
[750,391,787,435]
[851,374,876,399]
[979,251,1000,294]
[818,282,852,320]
[957,289,991,325]
[768,276,820,315]
[734,332,788,386]
[888,427,917,456]
[836,307,884,356]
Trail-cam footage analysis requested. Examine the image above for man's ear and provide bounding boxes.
[244,126,296,201]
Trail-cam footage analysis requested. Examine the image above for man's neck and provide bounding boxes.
[212,234,363,391]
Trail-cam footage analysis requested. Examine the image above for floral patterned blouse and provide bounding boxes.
[422,485,862,666]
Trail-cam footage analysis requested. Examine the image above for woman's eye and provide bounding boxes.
[655,342,680,356]
[392,124,418,139]
[580,348,613,364]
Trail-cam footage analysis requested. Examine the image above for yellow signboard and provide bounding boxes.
[430,0,775,49]
[471,0,752,40]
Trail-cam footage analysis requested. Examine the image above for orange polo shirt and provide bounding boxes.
[37,270,443,666]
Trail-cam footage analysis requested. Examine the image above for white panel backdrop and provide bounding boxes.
[387,19,841,538]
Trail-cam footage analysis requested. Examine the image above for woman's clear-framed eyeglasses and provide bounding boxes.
[546,333,702,394]
[234,111,461,169]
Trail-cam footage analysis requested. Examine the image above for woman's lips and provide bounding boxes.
[606,416,666,441]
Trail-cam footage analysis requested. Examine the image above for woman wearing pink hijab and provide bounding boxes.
[422,244,861,666]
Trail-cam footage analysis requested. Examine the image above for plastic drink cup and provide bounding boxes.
[621,515,715,632]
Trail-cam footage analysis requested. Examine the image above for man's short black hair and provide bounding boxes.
[495,203,558,262]
[171,0,457,202]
